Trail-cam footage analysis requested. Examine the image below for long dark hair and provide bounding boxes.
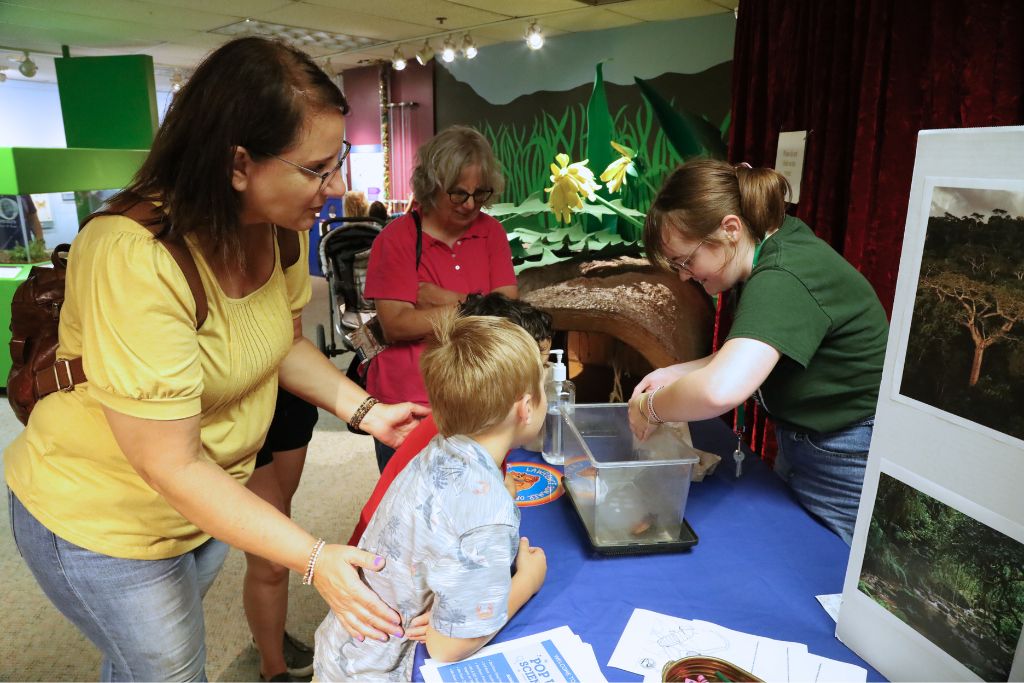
[115,37,349,265]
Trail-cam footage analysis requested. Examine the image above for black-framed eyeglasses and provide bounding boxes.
[264,140,352,193]
[448,188,493,206]
[668,239,706,276]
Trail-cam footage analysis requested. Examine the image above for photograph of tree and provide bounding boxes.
[899,185,1024,442]
[858,472,1024,681]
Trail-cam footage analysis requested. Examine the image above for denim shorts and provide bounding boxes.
[8,489,229,681]
[774,416,874,545]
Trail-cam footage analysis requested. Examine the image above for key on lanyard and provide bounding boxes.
[734,404,746,478]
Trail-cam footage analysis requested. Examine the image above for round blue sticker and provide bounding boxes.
[506,462,564,507]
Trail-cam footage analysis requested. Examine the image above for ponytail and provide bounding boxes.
[735,165,791,241]
[645,158,790,268]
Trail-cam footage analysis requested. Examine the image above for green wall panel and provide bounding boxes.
[0,147,148,194]
[55,54,158,149]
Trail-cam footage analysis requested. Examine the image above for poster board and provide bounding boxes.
[836,126,1024,682]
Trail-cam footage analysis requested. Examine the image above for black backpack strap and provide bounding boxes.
[411,210,423,269]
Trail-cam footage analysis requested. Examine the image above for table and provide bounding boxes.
[413,418,884,681]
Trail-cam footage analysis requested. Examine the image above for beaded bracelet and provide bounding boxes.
[302,538,326,586]
[646,387,665,425]
[349,396,379,431]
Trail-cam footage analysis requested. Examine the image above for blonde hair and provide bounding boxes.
[343,190,369,217]
[411,125,505,214]
[643,158,791,271]
[421,311,544,438]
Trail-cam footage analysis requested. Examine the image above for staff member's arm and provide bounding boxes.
[628,337,780,440]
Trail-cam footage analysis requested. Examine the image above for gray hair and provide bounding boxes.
[411,125,505,214]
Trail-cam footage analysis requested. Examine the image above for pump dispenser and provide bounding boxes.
[541,349,575,465]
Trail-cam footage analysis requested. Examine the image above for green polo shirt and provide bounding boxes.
[726,216,888,434]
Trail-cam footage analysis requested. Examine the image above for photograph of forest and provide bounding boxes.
[858,472,1024,681]
[899,185,1024,442]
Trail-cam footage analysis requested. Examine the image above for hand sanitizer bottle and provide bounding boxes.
[542,350,575,466]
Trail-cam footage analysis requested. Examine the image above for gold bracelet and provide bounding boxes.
[636,393,655,425]
[349,396,379,431]
[646,387,665,424]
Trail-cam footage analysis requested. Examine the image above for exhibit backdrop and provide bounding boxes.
[836,127,1024,682]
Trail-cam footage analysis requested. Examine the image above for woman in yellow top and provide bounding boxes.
[4,37,427,682]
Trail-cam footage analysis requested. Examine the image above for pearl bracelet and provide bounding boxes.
[302,538,326,586]
[349,396,379,431]
[646,387,665,424]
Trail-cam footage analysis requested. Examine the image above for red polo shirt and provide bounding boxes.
[363,211,516,406]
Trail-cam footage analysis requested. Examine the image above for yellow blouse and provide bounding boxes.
[4,215,311,559]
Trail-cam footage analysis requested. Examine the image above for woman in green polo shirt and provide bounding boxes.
[628,159,888,545]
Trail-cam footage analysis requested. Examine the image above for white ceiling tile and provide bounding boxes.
[541,9,640,33]
[453,0,582,14]
[2,0,241,32]
[610,0,728,22]
[254,4,434,40]
[299,0,506,28]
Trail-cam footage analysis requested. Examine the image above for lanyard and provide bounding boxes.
[734,238,765,476]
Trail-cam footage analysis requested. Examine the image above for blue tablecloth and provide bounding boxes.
[413,419,883,681]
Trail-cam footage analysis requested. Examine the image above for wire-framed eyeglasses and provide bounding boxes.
[668,239,706,275]
[448,188,494,206]
[264,140,352,193]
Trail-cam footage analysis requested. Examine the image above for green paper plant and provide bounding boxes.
[484,66,730,273]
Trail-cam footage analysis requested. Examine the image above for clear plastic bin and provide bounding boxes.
[562,403,700,552]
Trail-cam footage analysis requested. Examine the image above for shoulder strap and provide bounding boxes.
[83,199,207,328]
[411,210,423,269]
[276,228,300,270]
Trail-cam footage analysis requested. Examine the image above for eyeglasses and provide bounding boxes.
[668,239,706,276]
[263,140,352,193]
[448,188,493,206]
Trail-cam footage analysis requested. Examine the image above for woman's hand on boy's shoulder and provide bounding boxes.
[362,402,431,448]
[514,537,546,595]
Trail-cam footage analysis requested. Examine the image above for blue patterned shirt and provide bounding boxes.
[314,434,521,681]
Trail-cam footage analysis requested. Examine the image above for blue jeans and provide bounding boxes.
[8,490,229,681]
[774,417,873,546]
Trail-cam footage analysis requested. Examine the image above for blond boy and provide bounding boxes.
[314,313,548,681]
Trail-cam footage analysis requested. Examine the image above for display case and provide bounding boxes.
[562,403,700,554]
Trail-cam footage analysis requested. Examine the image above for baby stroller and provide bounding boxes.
[315,215,386,360]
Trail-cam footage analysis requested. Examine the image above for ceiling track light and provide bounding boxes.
[525,21,544,50]
[169,69,184,93]
[18,50,37,78]
[441,36,456,63]
[415,40,433,66]
[461,33,477,59]
[392,46,407,71]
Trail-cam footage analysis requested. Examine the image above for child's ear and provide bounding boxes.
[514,393,534,426]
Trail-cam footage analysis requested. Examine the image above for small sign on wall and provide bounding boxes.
[774,131,808,204]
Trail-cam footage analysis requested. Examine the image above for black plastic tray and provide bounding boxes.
[562,479,698,555]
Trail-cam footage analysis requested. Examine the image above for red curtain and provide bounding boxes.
[724,0,1024,458]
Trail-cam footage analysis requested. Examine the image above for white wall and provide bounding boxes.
[0,79,171,246]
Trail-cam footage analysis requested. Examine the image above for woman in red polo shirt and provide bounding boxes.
[363,126,518,470]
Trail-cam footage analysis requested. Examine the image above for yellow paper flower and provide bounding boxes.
[599,141,636,194]
[545,153,601,223]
